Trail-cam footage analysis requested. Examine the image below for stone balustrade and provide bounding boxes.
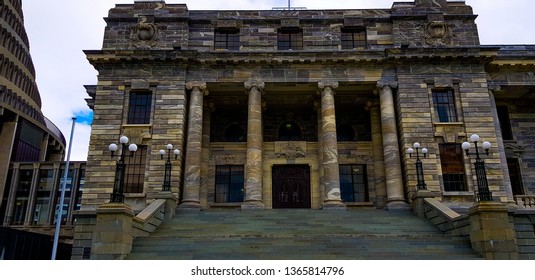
[514,195,535,208]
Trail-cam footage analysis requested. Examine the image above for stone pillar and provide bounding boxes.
[488,85,514,203]
[200,102,214,208]
[315,101,325,206]
[242,81,265,209]
[180,82,207,209]
[370,102,387,208]
[318,81,345,209]
[3,163,20,226]
[377,80,406,209]
[90,203,135,260]
[468,201,518,259]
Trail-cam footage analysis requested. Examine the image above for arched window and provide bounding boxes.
[278,121,301,141]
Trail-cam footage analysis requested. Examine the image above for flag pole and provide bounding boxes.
[52,117,76,260]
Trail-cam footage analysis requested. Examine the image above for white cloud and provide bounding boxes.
[22,0,535,161]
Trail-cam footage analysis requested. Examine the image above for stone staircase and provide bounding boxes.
[126,208,481,260]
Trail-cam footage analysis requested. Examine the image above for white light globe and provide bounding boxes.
[108,143,118,152]
[482,141,491,150]
[462,142,471,150]
[470,134,480,143]
[413,142,420,149]
[422,148,428,154]
[166,144,173,150]
[120,136,129,144]
[173,149,180,156]
[129,144,138,152]
[159,149,165,156]
[407,148,414,154]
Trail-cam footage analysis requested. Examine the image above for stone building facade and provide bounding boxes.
[73,0,535,259]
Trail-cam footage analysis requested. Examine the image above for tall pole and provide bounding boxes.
[52,117,76,260]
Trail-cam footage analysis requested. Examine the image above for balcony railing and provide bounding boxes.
[514,195,535,208]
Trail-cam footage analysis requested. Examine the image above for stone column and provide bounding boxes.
[200,102,214,208]
[318,81,345,209]
[370,102,387,208]
[488,85,514,203]
[242,81,265,209]
[179,82,207,209]
[377,80,406,209]
[315,101,325,206]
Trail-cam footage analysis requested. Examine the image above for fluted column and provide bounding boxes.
[377,80,406,208]
[242,80,265,209]
[488,85,514,203]
[370,102,387,208]
[318,81,345,209]
[180,82,208,209]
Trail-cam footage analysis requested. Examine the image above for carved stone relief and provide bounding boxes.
[424,21,452,46]
[131,16,160,48]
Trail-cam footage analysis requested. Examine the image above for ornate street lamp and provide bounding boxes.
[462,134,493,202]
[159,144,180,191]
[108,136,138,203]
[407,142,428,190]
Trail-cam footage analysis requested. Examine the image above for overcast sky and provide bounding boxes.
[22,0,534,161]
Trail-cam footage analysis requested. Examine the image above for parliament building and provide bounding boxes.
[66,0,535,259]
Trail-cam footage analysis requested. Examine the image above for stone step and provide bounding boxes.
[126,209,481,260]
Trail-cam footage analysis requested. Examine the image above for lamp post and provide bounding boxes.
[159,144,180,191]
[407,142,428,190]
[462,134,493,202]
[108,136,138,203]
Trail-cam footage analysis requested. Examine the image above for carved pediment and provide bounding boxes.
[275,141,306,159]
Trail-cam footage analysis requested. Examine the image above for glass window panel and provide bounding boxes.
[128,92,152,124]
[439,143,467,191]
[215,165,244,203]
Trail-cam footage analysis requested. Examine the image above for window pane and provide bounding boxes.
[341,28,366,50]
[338,164,368,202]
[215,165,244,203]
[432,90,457,122]
[128,92,152,124]
[439,143,466,191]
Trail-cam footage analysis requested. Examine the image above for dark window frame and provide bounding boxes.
[432,89,458,122]
[214,28,240,50]
[341,27,367,50]
[439,143,467,192]
[277,28,303,50]
[339,164,369,202]
[127,91,153,124]
[215,165,244,203]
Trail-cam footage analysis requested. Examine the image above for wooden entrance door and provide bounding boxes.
[272,165,311,208]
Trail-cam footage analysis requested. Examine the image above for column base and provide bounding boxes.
[322,201,346,210]
[241,201,265,210]
[178,201,201,211]
[386,200,411,212]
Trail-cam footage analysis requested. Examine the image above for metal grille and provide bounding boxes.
[124,145,147,193]
[439,143,467,191]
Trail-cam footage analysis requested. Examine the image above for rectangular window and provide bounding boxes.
[339,164,368,202]
[507,158,524,196]
[127,92,152,124]
[33,169,54,225]
[74,169,85,211]
[341,28,366,50]
[214,29,240,50]
[215,165,244,203]
[277,28,303,50]
[439,143,466,192]
[54,168,73,225]
[124,145,147,194]
[497,106,514,140]
[432,89,458,122]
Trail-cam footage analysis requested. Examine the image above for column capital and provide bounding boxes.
[244,80,265,92]
[376,79,398,90]
[186,81,208,95]
[488,83,502,94]
[318,81,339,91]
